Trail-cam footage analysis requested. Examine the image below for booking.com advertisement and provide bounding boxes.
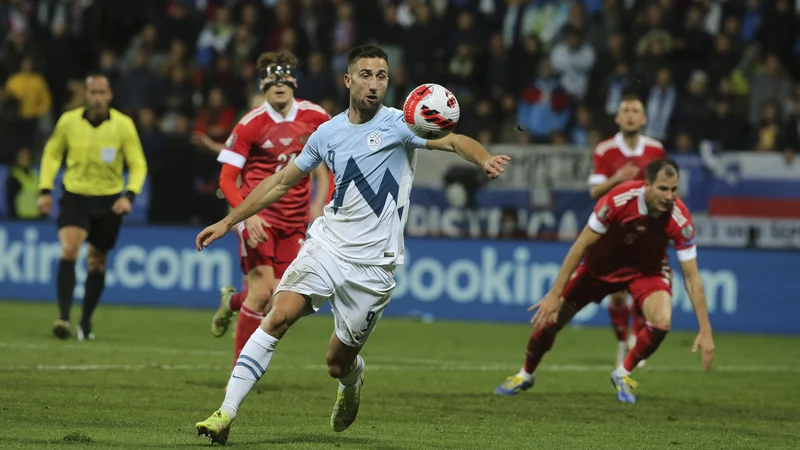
[0,221,797,334]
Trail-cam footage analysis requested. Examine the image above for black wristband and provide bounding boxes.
[123,190,137,202]
[40,189,52,195]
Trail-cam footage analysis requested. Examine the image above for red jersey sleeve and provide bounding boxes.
[589,148,613,186]
[216,122,252,169]
[667,200,697,261]
[217,121,253,208]
[587,192,621,234]
[314,111,331,128]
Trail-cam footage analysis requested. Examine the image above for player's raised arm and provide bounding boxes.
[425,133,510,179]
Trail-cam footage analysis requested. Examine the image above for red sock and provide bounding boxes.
[623,324,668,372]
[523,324,560,374]
[608,302,630,342]
[631,306,647,336]
[229,292,246,311]
[233,304,265,366]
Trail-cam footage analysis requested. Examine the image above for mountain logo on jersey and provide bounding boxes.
[279,138,293,146]
[367,132,381,151]
[261,139,274,149]
[333,157,399,218]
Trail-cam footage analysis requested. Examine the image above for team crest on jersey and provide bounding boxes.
[367,132,381,150]
[225,133,237,148]
[598,205,610,220]
[681,224,694,239]
[283,270,299,286]
[300,134,310,145]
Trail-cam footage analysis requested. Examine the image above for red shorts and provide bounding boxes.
[563,264,672,311]
[235,223,306,278]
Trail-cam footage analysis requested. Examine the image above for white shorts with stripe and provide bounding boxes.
[274,238,396,347]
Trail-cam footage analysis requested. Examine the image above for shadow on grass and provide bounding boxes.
[230,433,408,448]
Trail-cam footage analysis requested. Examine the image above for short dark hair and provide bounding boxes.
[256,51,298,73]
[347,45,388,70]
[645,158,679,183]
[85,73,111,88]
[620,93,643,104]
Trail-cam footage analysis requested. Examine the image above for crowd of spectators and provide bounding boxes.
[1,0,799,223]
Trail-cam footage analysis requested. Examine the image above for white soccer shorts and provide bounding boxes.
[274,239,396,347]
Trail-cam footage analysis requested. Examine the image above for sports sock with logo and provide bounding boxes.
[338,355,365,393]
[220,327,278,419]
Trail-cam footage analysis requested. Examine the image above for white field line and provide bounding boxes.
[1,342,798,373]
[1,362,799,373]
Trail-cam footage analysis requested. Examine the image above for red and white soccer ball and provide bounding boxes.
[403,83,460,139]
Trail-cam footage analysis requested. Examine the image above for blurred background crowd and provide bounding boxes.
[1,0,799,224]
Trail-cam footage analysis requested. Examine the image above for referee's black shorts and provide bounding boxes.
[57,189,123,252]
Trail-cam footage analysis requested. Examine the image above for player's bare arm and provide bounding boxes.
[196,161,307,250]
[530,225,602,328]
[310,165,330,221]
[679,256,715,371]
[426,133,510,179]
[193,132,224,154]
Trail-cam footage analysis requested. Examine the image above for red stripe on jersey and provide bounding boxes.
[709,198,800,218]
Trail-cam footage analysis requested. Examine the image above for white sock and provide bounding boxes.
[220,328,279,419]
[337,355,365,393]
[615,364,631,376]
[517,368,534,380]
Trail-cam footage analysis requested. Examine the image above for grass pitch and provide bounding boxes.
[1,300,798,449]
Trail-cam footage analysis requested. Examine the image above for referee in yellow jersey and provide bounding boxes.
[37,75,148,341]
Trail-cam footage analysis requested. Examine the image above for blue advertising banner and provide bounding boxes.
[0,221,797,334]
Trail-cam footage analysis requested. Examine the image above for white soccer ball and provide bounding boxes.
[403,83,460,139]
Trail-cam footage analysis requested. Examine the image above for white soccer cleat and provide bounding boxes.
[77,325,95,341]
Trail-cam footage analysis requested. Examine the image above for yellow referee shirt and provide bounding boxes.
[39,107,148,197]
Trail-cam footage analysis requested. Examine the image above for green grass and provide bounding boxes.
[1,300,799,449]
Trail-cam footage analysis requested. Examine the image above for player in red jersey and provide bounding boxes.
[209,51,331,366]
[589,95,666,367]
[495,159,715,402]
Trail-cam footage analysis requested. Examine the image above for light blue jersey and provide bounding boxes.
[295,106,428,265]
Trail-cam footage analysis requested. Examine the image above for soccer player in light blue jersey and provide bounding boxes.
[193,44,510,444]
